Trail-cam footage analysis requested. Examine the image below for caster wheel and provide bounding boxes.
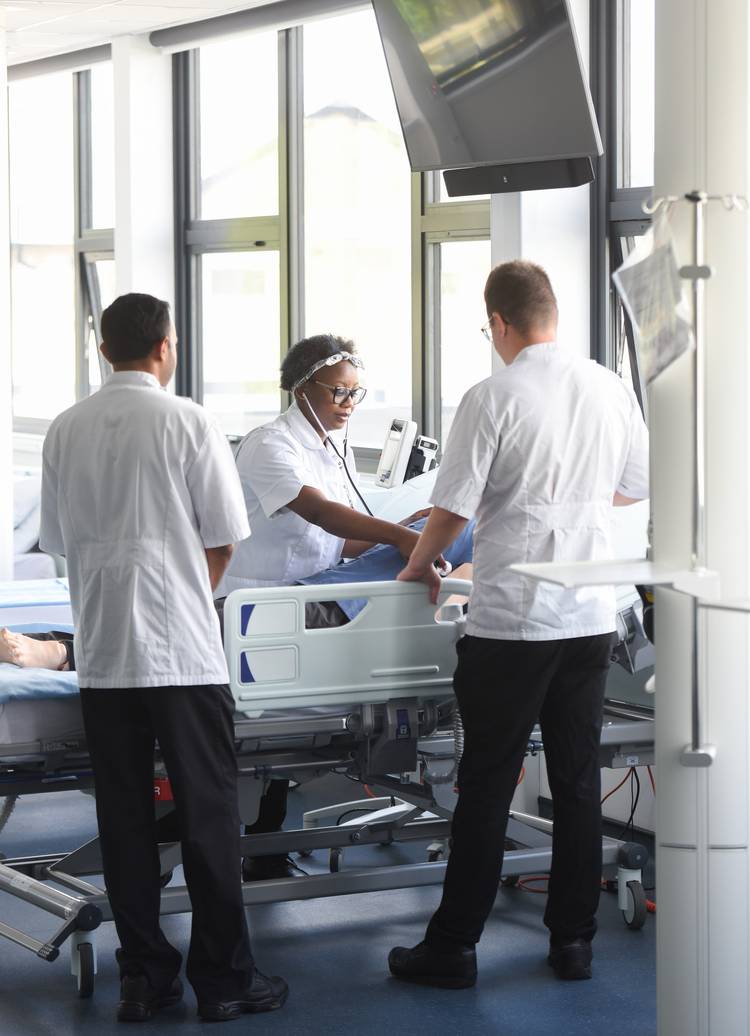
[329,848,344,873]
[75,942,95,999]
[297,848,313,859]
[500,875,519,888]
[159,870,174,888]
[427,848,444,863]
[622,880,647,930]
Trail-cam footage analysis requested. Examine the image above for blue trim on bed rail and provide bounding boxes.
[240,654,255,684]
[240,604,255,637]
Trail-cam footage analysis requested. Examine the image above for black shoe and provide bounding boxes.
[388,941,477,989]
[547,938,593,980]
[117,975,183,1022]
[197,971,289,1022]
[242,855,307,881]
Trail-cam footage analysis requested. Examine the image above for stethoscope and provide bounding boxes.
[300,392,374,517]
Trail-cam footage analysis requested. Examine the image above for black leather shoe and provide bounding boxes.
[547,938,593,980]
[388,941,477,989]
[117,975,183,1022]
[197,971,289,1022]
[242,855,307,881]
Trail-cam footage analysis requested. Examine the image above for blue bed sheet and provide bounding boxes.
[0,623,79,704]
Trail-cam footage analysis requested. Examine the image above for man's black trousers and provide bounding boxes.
[79,684,254,1001]
[426,632,614,949]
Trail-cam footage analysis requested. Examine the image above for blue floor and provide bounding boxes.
[0,776,655,1036]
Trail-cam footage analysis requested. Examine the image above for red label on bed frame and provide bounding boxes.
[154,777,173,801]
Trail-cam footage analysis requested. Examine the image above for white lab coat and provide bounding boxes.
[40,371,250,688]
[431,343,649,641]
[219,402,358,595]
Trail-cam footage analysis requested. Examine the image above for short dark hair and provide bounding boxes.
[101,293,172,363]
[280,333,357,392]
[484,261,558,335]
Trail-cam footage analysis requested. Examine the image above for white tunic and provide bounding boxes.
[219,402,358,595]
[431,343,649,641]
[40,371,250,688]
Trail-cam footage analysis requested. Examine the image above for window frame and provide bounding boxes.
[173,23,490,462]
[589,0,652,414]
[10,64,114,434]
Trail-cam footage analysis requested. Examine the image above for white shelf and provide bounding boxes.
[510,559,720,597]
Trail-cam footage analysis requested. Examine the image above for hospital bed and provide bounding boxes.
[0,576,654,999]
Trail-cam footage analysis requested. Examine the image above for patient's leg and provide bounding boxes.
[0,628,70,670]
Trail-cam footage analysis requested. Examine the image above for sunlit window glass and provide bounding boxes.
[87,260,117,392]
[439,239,493,442]
[90,62,115,229]
[199,35,279,220]
[9,73,75,421]
[304,9,412,448]
[201,251,281,435]
[622,0,655,188]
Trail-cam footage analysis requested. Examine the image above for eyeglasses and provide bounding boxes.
[481,314,509,341]
[313,380,367,405]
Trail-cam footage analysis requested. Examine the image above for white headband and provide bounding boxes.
[291,351,365,394]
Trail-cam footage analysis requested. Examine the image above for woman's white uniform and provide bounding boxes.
[218,401,358,596]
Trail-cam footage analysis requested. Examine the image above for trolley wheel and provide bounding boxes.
[159,870,174,888]
[297,848,313,859]
[427,848,444,863]
[500,874,520,888]
[329,848,344,872]
[622,880,647,930]
[76,942,95,999]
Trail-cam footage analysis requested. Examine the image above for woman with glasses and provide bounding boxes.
[218,332,473,881]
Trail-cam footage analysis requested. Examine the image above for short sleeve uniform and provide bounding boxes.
[431,343,649,641]
[40,371,250,688]
[218,402,359,596]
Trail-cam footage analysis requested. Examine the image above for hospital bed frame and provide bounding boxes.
[0,580,653,999]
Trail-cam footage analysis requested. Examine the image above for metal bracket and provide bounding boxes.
[680,744,717,768]
[679,264,713,280]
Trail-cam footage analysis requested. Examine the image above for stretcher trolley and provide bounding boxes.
[0,579,653,998]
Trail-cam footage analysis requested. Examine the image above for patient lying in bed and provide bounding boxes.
[0,518,475,671]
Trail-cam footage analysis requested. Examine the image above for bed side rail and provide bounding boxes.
[223,579,471,714]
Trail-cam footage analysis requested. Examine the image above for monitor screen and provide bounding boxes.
[371,0,602,173]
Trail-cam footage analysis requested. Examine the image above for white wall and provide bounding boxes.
[0,11,14,580]
[653,1,750,1033]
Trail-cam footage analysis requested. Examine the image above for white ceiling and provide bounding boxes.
[1,0,274,64]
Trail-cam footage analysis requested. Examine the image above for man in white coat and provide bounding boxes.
[41,293,287,1023]
[388,261,649,989]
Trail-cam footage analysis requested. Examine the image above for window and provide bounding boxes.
[9,72,77,422]
[438,239,493,441]
[199,35,279,220]
[303,9,413,447]
[590,0,654,405]
[201,251,281,434]
[173,13,491,457]
[175,33,283,434]
[617,0,655,189]
[90,62,115,230]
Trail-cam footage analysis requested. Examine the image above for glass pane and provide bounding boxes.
[622,0,655,188]
[201,251,281,435]
[9,73,76,421]
[199,35,279,220]
[90,63,115,229]
[439,239,493,442]
[304,9,412,448]
[86,259,117,393]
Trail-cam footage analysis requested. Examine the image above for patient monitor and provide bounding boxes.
[375,419,418,487]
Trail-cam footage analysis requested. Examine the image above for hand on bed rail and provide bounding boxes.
[397,507,471,604]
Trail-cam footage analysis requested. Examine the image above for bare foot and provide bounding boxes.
[0,628,68,670]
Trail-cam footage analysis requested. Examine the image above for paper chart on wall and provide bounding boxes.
[612,212,694,384]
